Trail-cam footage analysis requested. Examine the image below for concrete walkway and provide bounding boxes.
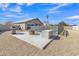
[12,32,53,49]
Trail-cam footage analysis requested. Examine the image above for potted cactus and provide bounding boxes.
[29,30,35,35]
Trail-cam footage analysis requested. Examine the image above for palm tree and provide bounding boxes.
[46,15,49,26]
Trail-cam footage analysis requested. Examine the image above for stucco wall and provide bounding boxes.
[15,19,43,30]
[72,26,79,30]
[25,20,43,30]
[64,26,72,30]
[15,23,25,30]
[20,23,25,30]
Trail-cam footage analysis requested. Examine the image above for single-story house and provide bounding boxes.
[0,24,11,31]
[72,26,79,30]
[64,26,72,30]
[14,18,44,30]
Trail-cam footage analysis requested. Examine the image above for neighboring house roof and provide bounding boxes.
[0,24,3,26]
[14,18,43,25]
[0,24,12,27]
[0,24,7,26]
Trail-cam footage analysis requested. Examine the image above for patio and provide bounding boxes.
[0,29,79,55]
[12,30,57,49]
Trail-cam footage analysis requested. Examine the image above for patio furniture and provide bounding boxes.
[41,30,53,39]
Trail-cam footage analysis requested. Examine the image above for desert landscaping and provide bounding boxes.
[0,29,79,56]
[0,3,79,56]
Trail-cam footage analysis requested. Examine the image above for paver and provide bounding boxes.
[13,31,54,49]
[0,29,79,55]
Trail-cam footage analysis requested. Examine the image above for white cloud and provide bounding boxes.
[9,5,22,13]
[0,12,17,18]
[0,3,9,11]
[17,3,24,5]
[0,17,10,19]
[0,3,22,13]
[7,14,29,18]
[17,3,34,6]
[49,3,70,11]
[6,14,17,17]
[26,3,34,6]
[2,12,29,19]
[0,3,23,13]
[9,3,34,13]
[48,10,62,14]
[48,3,71,14]
[66,15,79,19]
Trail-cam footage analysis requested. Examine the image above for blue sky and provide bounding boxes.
[0,3,79,25]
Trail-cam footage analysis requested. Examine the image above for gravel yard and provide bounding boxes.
[0,29,79,56]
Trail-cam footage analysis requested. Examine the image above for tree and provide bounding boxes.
[58,21,69,26]
[49,24,54,26]
[45,15,49,26]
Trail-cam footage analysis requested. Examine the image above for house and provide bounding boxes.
[14,18,44,30]
[0,24,11,31]
[72,25,79,30]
